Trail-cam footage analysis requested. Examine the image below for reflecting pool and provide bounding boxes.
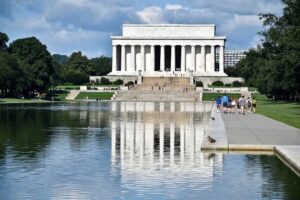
[0,102,299,200]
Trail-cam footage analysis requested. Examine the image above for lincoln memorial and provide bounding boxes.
[109,24,227,77]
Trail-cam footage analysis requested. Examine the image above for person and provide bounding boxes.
[216,96,222,112]
[228,96,232,113]
[247,97,252,113]
[231,98,236,113]
[237,97,241,113]
[221,94,229,113]
[252,97,257,113]
[239,95,246,115]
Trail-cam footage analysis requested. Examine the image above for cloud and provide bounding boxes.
[136,6,166,24]
[0,0,283,57]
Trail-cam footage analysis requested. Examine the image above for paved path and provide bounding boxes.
[221,112,300,145]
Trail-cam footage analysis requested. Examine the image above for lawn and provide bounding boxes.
[0,98,50,104]
[75,92,114,100]
[202,93,241,101]
[55,85,121,90]
[46,90,69,101]
[253,94,300,129]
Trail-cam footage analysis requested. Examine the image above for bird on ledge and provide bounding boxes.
[207,136,216,143]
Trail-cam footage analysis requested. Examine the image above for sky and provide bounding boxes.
[0,0,283,58]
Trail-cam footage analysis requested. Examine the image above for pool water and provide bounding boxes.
[0,102,299,200]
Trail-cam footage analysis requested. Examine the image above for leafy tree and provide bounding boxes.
[9,37,54,96]
[89,56,112,76]
[64,70,89,85]
[52,54,69,65]
[0,32,9,51]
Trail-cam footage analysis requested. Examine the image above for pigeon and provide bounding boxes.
[211,117,215,120]
[207,136,216,143]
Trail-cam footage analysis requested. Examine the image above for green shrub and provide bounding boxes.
[195,81,203,87]
[100,77,110,85]
[125,81,134,86]
[224,83,232,87]
[212,81,224,86]
[114,79,123,85]
[232,81,242,87]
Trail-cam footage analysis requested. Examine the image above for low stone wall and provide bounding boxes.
[90,76,138,84]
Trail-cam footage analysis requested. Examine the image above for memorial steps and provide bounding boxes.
[114,77,201,101]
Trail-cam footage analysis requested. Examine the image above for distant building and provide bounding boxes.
[222,49,247,68]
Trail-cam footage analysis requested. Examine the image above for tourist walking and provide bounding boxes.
[239,95,246,115]
[252,97,257,113]
[231,98,236,113]
[247,97,252,113]
[216,96,222,112]
[221,94,229,113]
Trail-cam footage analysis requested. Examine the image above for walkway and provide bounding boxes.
[222,113,300,145]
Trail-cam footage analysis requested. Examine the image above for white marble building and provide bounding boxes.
[109,24,227,77]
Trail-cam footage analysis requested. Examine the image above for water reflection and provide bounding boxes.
[109,102,225,196]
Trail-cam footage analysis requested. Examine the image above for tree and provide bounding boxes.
[0,32,9,52]
[52,54,69,65]
[89,56,112,76]
[9,37,54,96]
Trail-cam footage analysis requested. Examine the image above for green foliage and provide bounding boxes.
[195,81,203,87]
[232,0,300,100]
[100,77,110,85]
[65,70,89,85]
[52,54,69,65]
[125,81,134,86]
[114,79,123,85]
[89,56,112,76]
[75,92,114,100]
[232,81,242,87]
[0,32,9,51]
[224,83,232,87]
[211,81,224,86]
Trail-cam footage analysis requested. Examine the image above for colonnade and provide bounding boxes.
[112,44,225,75]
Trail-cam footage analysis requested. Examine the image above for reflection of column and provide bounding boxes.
[170,102,175,112]
[120,121,125,161]
[139,123,144,166]
[180,124,185,165]
[145,123,154,164]
[160,102,164,112]
[159,123,164,166]
[111,121,116,163]
[170,123,175,165]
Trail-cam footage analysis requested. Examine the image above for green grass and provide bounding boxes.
[253,94,300,129]
[0,98,50,104]
[75,92,114,100]
[202,93,241,101]
[46,90,69,101]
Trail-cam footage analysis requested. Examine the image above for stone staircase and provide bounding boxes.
[114,77,201,101]
[66,90,80,100]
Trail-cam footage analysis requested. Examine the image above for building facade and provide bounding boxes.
[109,24,227,77]
[223,49,247,68]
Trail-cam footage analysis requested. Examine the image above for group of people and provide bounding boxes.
[215,94,256,114]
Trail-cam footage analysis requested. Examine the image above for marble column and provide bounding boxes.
[151,45,155,71]
[191,45,195,72]
[171,45,175,72]
[181,45,186,72]
[121,45,126,72]
[211,45,215,72]
[219,45,224,73]
[201,45,206,72]
[112,45,117,72]
[140,45,145,71]
[131,45,135,72]
[160,45,165,71]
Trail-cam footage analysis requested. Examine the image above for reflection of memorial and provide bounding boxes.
[111,102,224,193]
